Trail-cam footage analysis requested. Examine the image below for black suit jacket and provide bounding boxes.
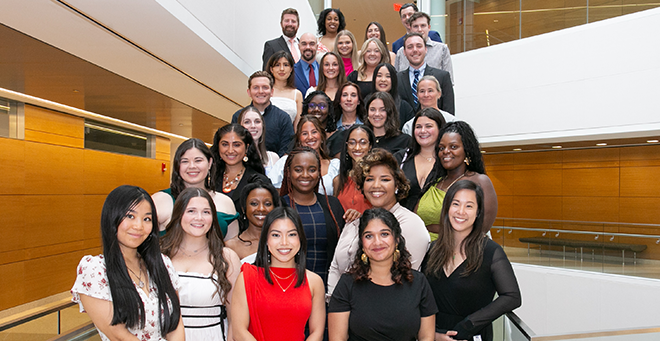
[397,65,455,115]
[262,36,291,71]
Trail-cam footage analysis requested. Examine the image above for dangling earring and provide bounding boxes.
[464,157,470,166]
[393,248,400,262]
[243,155,248,162]
[361,252,369,265]
[267,252,271,264]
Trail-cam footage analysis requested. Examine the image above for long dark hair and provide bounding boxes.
[318,52,347,93]
[349,208,413,283]
[364,22,389,50]
[364,92,401,138]
[237,176,282,245]
[336,125,375,195]
[424,180,486,277]
[170,138,215,198]
[255,207,308,288]
[210,124,265,189]
[294,116,331,160]
[317,8,346,35]
[267,50,296,89]
[372,63,399,99]
[401,107,447,164]
[333,82,366,125]
[237,106,269,167]
[302,90,336,133]
[101,185,180,334]
[160,188,232,303]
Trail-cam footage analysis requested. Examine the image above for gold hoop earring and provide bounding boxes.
[361,252,368,265]
[243,155,248,162]
[393,248,400,262]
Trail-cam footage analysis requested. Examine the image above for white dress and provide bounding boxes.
[71,254,180,341]
[270,91,298,123]
[268,156,340,196]
[264,151,280,178]
[178,271,228,341]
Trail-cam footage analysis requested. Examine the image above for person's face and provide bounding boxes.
[246,188,275,229]
[368,98,387,130]
[181,197,213,238]
[418,79,442,109]
[448,189,478,237]
[404,36,426,68]
[340,85,359,113]
[410,17,430,40]
[218,131,247,167]
[308,95,329,124]
[322,54,340,79]
[179,147,211,187]
[325,11,340,34]
[400,7,416,30]
[289,151,320,194]
[414,116,440,149]
[299,121,321,152]
[247,77,272,106]
[117,200,153,254]
[363,165,398,210]
[362,218,396,263]
[280,14,299,38]
[241,111,264,140]
[366,24,381,40]
[346,128,371,161]
[267,218,301,266]
[438,132,466,171]
[375,66,392,92]
[363,41,382,67]
[336,35,353,58]
[270,57,292,82]
[299,34,317,62]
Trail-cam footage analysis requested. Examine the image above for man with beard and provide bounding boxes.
[262,8,300,70]
[293,32,319,96]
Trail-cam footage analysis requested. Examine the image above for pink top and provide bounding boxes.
[342,57,354,75]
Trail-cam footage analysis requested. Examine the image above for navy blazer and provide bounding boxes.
[262,36,292,71]
[294,59,318,96]
[392,30,443,53]
[397,65,455,115]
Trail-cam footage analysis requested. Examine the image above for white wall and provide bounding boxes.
[512,263,660,335]
[452,8,660,147]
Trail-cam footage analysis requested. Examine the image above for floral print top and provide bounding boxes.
[71,254,180,341]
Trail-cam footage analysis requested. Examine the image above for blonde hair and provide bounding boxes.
[357,38,389,80]
[333,30,358,71]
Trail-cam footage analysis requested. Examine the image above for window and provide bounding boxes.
[0,97,24,139]
[84,121,154,157]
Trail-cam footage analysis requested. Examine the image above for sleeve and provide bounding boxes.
[262,41,274,71]
[325,158,341,195]
[71,255,111,312]
[394,49,404,72]
[267,155,287,189]
[442,45,454,85]
[400,212,431,271]
[438,72,455,115]
[231,108,241,124]
[347,71,357,83]
[327,220,360,298]
[452,244,522,339]
[417,273,439,317]
[328,274,353,313]
[429,30,443,43]
[398,99,415,130]
[161,254,181,292]
[278,115,295,157]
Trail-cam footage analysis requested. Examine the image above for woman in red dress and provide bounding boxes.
[232,206,326,341]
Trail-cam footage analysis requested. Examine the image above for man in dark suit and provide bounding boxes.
[293,32,319,96]
[391,3,443,53]
[262,8,300,70]
[397,33,454,115]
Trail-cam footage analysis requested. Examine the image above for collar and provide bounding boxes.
[410,63,427,75]
[282,35,297,42]
[249,101,272,115]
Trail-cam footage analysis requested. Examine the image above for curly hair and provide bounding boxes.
[335,125,375,195]
[210,124,265,192]
[266,50,296,89]
[170,138,215,198]
[302,90,336,133]
[317,8,346,36]
[349,208,413,284]
[354,148,410,201]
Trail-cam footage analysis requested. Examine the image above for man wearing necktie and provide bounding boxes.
[293,32,320,96]
[262,8,300,71]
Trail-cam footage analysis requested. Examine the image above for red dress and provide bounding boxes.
[336,177,372,213]
[242,263,311,341]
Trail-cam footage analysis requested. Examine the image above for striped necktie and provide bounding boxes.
[412,69,420,106]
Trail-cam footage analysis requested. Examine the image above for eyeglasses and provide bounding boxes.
[347,139,370,148]
[308,103,327,110]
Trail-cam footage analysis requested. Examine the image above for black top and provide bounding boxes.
[423,239,522,341]
[231,103,294,157]
[374,133,411,155]
[215,167,271,213]
[329,270,438,341]
[397,98,415,129]
[347,71,374,101]
[326,129,347,158]
[394,149,436,211]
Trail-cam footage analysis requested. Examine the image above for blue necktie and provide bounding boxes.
[412,69,420,106]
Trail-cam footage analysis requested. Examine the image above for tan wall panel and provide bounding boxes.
[483,153,514,166]
[489,170,514,196]
[0,249,26,266]
[562,196,619,222]
[0,196,25,254]
[562,167,619,197]
[514,168,562,196]
[25,195,85,248]
[620,197,660,225]
[23,251,84,304]
[496,195,514,219]
[123,157,170,194]
[0,262,25,311]
[619,145,660,161]
[513,196,562,220]
[24,129,84,148]
[155,136,170,155]
[83,195,105,243]
[562,147,619,163]
[24,105,84,139]
[156,152,170,162]
[25,241,85,260]
[620,166,660,197]
[24,142,84,195]
[83,150,126,195]
[514,150,562,164]
[0,137,26,195]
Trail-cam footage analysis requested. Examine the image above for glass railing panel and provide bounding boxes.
[521,0,588,38]
[0,301,93,341]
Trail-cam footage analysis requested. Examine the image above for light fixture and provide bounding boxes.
[596,143,607,146]
[647,140,659,143]
[481,150,486,153]
[513,148,522,151]
[552,146,562,149]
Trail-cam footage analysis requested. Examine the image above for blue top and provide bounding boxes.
[284,195,328,283]
[231,103,294,157]
[392,30,443,53]
[159,188,239,238]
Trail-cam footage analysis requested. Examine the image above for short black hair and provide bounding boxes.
[399,3,419,16]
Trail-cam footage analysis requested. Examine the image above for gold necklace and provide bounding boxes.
[179,245,208,257]
[270,269,295,292]
[127,264,145,288]
[223,168,245,193]
[270,269,295,280]
[440,172,467,191]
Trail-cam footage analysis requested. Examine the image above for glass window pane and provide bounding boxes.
[84,121,149,157]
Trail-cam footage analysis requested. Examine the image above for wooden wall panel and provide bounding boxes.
[562,167,619,197]
[0,196,25,254]
[497,195,514,218]
[24,142,84,195]
[23,251,84,304]
[123,157,170,194]
[24,105,84,148]
[83,195,105,245]
[483,153,514,167]
[83,150,126,195]
[514,168,562,196]
[620,166,660,197]
[562,196,619,222]
[619,197,660,225]
[513,196,562,220]
[0,262,25,309]
[514,150,562,164]
[562,148,619,164]
[0,138,26,195]
[488,170,514,196]
[25,195,85,248]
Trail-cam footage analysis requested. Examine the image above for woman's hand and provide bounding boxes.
[342,209,361,224]
[435,330,465,341]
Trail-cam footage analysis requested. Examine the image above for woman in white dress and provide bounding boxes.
[267,50,303,128]
[71,185,184,341]
[161,187,241,341]
[238,106,280,176]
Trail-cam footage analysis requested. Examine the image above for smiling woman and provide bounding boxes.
[364,92,410,155]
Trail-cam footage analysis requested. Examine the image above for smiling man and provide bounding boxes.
[391,3,444,54]
[231,71,294,157]
[293,32,320,96]
[262,8,300,70]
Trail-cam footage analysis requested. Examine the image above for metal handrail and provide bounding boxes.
[495,217,660,228]
[493,226,660,242]
[506,312,536,340]
[0,299,76,332]
[47,322,97,341]
[531,325,660,340]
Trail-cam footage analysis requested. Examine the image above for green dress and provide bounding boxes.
[159,188,239,238]
[416,182,446,241]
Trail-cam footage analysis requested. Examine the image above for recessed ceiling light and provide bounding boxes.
[481,150,486,153]
[647,140,659,143]
[513,148,522,151]
[552,146,562,149]
[596,143,607,146]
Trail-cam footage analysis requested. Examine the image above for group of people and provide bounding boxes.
[70,4,521,341]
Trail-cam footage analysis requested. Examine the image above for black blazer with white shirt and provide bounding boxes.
[397,65,455,115]
[262,36,293,71]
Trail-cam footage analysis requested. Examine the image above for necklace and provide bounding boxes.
[440,171,467,191]
[223,168,245,193]
[270,269,295,292]
[179,245,208,257]
[127,264,145,288]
